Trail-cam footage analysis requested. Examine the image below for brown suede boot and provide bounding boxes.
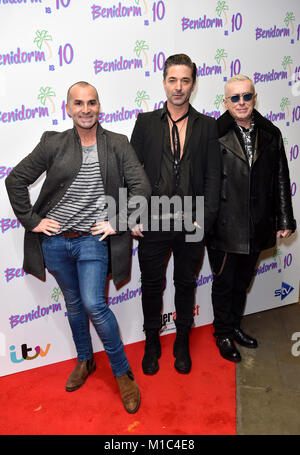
[115,368,141,414]
[65,358,96,392]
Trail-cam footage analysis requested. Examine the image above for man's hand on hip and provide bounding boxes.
[131,224,144,237]
[32,218,60,236]
[91,221,116,241]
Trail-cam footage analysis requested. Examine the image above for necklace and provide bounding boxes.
[167,113,188,162]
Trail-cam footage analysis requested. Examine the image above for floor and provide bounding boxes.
[236,302,300,435]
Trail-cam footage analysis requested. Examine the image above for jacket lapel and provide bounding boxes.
[253,125,273,165]
[184,106,202,152]
[253,132,260,165]
[151,111,165,185]
[97,126,107,188]
[219,130,247,163]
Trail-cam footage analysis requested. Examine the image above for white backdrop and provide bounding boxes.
[0,0,299,376]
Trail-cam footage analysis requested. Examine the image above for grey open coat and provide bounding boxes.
[5,124,151,285]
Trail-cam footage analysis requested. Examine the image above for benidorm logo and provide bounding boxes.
[0,0,43,6]
[0,218,21,234]
[0,47,45,67]
[94,41,144,75]
[202,94,222,119]
[91,2,143,21]
[255,12,295,40]
[4,267,28,282]
[253,57,291,85]
[181,0,228,32]
[9,303,63,329]
[0,104,49,125]
[264,97,290,123]
[106,286,142,306]
[9,287,64,329]
[0,29,52,68]
[196,50,226,80]
[99,105,142,124]
[274,282,294,300]
[254,69,287,85]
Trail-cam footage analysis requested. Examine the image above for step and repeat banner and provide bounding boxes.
[0,0,299,376]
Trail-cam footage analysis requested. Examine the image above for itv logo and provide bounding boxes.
[9,343,50,363]
[274,282,294,300]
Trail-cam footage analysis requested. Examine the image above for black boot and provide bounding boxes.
[233,328,258,348]
[173,325,191,374]
[216,336,241,363]
[142,329,161,375]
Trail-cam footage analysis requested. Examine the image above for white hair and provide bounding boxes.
[225,75,255,96]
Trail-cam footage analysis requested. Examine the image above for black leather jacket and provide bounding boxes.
[208,109,296,254]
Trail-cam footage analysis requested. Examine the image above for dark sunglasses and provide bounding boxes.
[227,93,254,103]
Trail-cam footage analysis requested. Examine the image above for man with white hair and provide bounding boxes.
[207,75,296,362]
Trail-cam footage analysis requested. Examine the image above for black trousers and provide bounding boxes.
[207,248,260,338]
[138,230,203,331]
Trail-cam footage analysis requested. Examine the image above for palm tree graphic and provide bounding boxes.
[280,97,291,118]
[283,137,288,154]
[272,247,282,266]
[135,90,150,111]
[284,12,295,34]
[214,94,224,110]
[38,86,56,114]
[215,48,228,71]
[134,0,148,15]
[216,1,229,25]
[134,40,149,66]
[34,30,53,59]
[281,56,293,77]
[51,287,62,302]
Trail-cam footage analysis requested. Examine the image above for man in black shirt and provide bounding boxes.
[207,75,296,362]
[131,54,220,375]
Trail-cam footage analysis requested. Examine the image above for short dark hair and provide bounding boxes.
[67,81,99,104]
[163,54,197,82]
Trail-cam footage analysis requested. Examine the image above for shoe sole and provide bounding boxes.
[174,366,191,374]
[234,341,258,349]
[124,390,141,414]
[142,364,159,375]
[142,350,160,375]
[219,352,242,363]
[174,360,191,374]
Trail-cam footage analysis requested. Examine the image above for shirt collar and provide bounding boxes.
[160,102,193,120]
[234,115,255,133]
[161,101,168,119]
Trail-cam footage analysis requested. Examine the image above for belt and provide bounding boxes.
[59,230,90,239]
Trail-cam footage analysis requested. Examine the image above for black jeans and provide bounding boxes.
[138,230,203,330]
[207,248,260,338]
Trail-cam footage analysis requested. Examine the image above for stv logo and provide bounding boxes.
[274,282,294,300]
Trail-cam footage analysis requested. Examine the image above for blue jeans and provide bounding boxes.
[41,233,129,377]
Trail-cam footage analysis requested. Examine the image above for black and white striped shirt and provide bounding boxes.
[47,143,107,233]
